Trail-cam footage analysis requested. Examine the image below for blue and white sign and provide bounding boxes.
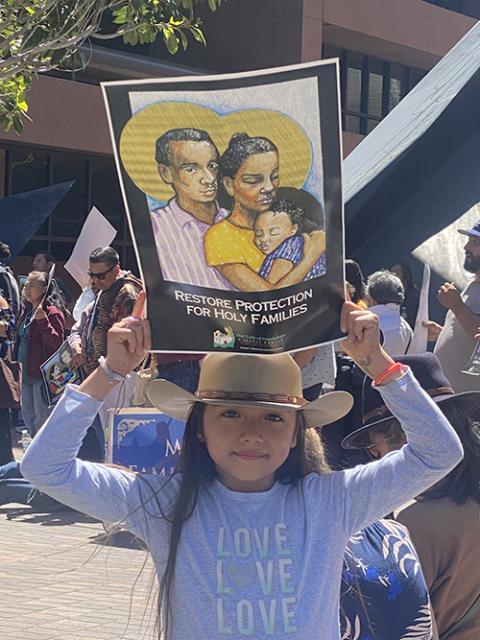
[106,408,185,475]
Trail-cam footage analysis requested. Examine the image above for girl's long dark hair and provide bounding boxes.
[144,402,330,639]
[421,399,480,504]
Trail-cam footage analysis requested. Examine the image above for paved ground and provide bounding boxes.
[0,444,158,640]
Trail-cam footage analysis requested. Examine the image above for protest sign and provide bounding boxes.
[64,206,117,288]
[463,341,480,376]
[106,408,185,476]
[40,340,85,406]
[102,60,344,354]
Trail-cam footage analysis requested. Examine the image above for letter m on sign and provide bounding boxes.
[165,439,182,456]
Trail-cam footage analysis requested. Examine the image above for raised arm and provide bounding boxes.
[21,295,164,539]
[325,303,463,536]
[20,384,153,536]
[33,306,64,351]
[336,368,462,536]
[438,282,480,339]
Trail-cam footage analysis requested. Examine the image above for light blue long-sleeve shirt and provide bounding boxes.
[21,369,463,639]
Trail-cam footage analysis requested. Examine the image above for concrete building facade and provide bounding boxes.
[0,0,477,277]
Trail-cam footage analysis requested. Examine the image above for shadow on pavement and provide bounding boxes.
[1,506,146,550]
[89,529,147,550]
[0,506,99,526]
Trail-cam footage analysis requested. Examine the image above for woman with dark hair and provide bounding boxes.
[345,259,367,307]
[343,353,480,640]
[14,271,64,436]
[391,262,420,328]
[204,132,325,291]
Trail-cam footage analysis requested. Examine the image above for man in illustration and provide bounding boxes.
[151,128,231,289]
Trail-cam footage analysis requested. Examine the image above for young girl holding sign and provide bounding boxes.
[21,299,462,640]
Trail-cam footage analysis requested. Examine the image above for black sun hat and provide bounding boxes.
[342,353,480,450]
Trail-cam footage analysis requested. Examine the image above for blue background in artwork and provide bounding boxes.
[112,412,186,474]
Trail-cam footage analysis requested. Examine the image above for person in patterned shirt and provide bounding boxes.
[341,519,435,640]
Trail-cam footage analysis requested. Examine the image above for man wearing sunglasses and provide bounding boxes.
[68,247,143,460]
[70,247,142,374]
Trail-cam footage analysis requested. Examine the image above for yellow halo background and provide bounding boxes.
[119,101,312,202]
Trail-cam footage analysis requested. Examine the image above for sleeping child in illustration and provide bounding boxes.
[253,198,326,285]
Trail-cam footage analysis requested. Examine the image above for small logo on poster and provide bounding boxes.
[213,326,235,349]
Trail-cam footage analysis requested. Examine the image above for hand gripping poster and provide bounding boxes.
[102,61,344,354]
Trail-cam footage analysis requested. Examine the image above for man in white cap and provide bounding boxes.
[430,220,480,392]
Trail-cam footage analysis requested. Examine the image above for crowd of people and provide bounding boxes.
[0,218,478,640]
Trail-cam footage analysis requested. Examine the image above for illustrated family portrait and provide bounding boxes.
[40,340,85,406]
[120,100,326,293]
[103,62,344,353]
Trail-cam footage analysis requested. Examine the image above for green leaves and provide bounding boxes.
[0,73,32,133]
[0,0,226,133]
[190,25,206,46]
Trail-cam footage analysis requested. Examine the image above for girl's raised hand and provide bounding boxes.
[339,301,396,380]
[105,291,151,377]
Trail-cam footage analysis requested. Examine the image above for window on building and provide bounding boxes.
[423,0,480,18]
[51,154,89,239]
[1,146,137,274]
[324,45,427,135]
[424,0,463,11]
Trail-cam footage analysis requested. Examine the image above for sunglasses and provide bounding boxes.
[87,264,116,281]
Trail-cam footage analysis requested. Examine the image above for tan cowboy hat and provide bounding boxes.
[147,352,353,427]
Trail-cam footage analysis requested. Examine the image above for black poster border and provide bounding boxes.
[102,61,344,354]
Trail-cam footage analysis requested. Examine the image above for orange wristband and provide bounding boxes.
[374,362,404,386]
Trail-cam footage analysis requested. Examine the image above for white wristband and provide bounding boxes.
[98,356,126,383]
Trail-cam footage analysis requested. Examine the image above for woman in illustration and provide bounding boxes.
[204,132,325,291]
[254,197,326,285]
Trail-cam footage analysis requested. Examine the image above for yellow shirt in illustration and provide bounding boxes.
[205,219,265,273]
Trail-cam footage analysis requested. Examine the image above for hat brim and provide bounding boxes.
[147,379,353,427]
[458,229,480,238]
[342,390,480,450]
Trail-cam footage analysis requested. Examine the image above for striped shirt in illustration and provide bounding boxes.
[258,235,326,281]
[151,198,233,290]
